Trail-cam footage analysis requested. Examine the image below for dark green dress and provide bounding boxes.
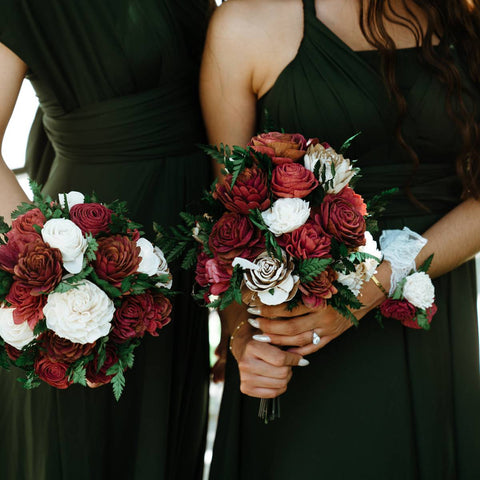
[210,1,480,479]
[0,2,210,479]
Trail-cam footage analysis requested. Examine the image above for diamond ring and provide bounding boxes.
[312,331,321,345]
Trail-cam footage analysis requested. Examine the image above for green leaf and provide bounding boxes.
[392,277,407,300]
[332,304,359,327]
[33,319,47,336]
[108,364,126,401]
[0,270,13,300]
[416,311,431,330]
[418,254,434,274]
[69,363,88,386]
[296,258,333,284]
[10,202,36,220]
[96,337,109,373]
[181,247,199,271]
[374,308,385,328]
[90,271,122,298]
[18,370,41,390]
[0,217,10,235]
[338,132,362,155]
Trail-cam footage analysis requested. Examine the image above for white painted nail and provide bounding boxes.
[247,307,261,315]
[298,358,310,367]
[253,334,271,343]
[248,318,260,329]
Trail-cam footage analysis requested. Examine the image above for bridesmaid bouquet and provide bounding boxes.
[160,131,389,421]
[0,184,173,400]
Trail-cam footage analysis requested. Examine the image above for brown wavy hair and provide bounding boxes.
[359,0,480,200]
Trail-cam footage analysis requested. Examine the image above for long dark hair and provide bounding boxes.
[359,0,480,200]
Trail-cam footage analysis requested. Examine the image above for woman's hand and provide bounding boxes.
[224,302,308,398]
[247,262,393,356]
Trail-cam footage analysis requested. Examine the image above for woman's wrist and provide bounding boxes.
[357,261,392,316]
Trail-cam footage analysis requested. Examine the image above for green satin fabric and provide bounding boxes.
[210,1,480,479]
[0,1,210,479]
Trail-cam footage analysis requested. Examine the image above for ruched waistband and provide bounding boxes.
[42,83,204,164]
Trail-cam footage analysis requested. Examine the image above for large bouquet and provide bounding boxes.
[160,132,389,421]
[0,185,173,399]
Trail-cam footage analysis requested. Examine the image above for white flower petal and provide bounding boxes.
[261,198,310,236]
[137,238,161,276]
[0,307,35,349]
[58,191,85,209]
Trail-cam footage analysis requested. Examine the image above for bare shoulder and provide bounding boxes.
[207,0,304,97]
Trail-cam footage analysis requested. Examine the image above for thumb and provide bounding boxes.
[282,350,310,368]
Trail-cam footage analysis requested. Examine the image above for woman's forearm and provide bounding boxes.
[0,157,29,222]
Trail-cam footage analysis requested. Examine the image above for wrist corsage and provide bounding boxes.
[375,227,437,330]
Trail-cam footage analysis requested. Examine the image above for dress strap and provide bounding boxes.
[302,0,316,16]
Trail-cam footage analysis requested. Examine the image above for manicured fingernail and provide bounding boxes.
[247,307,261,315]
[298,358,310,367]
[248,318,260,329]
[253,334,271,343]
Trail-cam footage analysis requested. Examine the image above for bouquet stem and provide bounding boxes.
[258,396,281,424]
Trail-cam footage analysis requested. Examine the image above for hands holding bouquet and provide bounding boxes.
[161,130,437,421]
[0,184,173,399]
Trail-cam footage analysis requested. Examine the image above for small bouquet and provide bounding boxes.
[0,184,173,400]
[160,131,390,421]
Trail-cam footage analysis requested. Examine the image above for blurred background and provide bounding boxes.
[4,75,480,480]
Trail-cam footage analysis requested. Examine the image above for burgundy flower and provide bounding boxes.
[195,251,232,295]
[279,220,331,260]
[0,231,43,273]
[150,292,172,334]
[42,331,96,363]
[209,213,264,262]
[195,251,211,288]
[34,355,72,389]
[318,188,367,248]
[11,208,46,235]
[271,163,318,198]
[338,187,367,216]
[249,132,307,165]
[70,203,113,236]
[13,240,63,295]
[4,344,22,362]
[93,235,141,288]
[5,281,46,329]
[110,293,158,343]
[379,299,416,323]
[299,267,338,308]
[400,303,438,329]
[213,167,270,214]
[86,342,119,385]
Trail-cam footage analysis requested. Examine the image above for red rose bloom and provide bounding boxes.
[6,281,46,329]
[318,188,367,248]
[338,187,367,216]
[35,356,72,389]
[195,251,211,288]
[93,235,141,288]
[110,292,159,343]
[70,203,113,236]
[195,251,232,295]
[271,163,319,198]
[400,303,438,329]
[13,240,63,295]
[214,167,270,214]
[11,208,46,235]
[299,267,338,308]
[0,231,43,273]
[280,220,331,260]
[86,342,119,385]
[5,344,22,362]
[42,331,96,363]
[249,132,307,165]
[379,299,416,323]
[209,213,264,262]
[150,292,172,334]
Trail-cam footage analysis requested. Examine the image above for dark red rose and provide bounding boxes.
[6,281,46,329]
[318,188,367,248]
[70,203,113,236]
[110,292,158,343]
[86,342,119,385]
[209,213,264,262]
[11,208,46,235]
[299,267,338,308]
[279,220,331,260]
[150,292,172,334]
[34,355,72,389]
[0,231,43,273]
[93,235,141,288]
[42,331,96,363]
[213,167,270,214]
[400,303,438,329]
[379,299,416,323]
[195,252,232,295]
[338,187,367,216]
[249,132,307,165]
[4,344,22,362]
[13,240,63,295]
[271,163,318,198]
